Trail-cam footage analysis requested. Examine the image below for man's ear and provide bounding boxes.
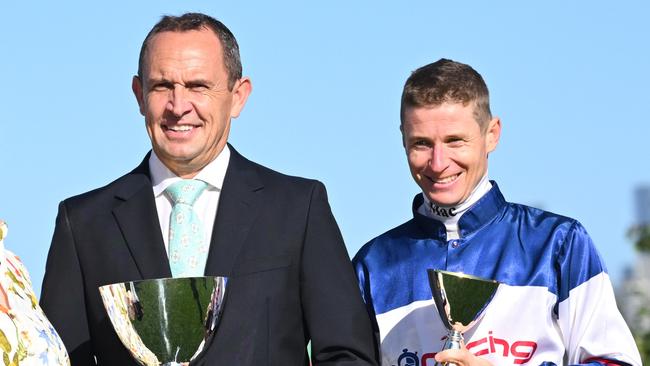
[400,124,406,148]
[486,117,501,153]
[132,75,145,116]
[230,77,252,119]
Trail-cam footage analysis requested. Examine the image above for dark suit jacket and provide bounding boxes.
[40,146,378,365]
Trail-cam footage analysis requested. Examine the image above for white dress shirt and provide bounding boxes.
[149,146,230,254]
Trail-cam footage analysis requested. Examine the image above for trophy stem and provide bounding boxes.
[444,329,463,350]
[435,330,463,366]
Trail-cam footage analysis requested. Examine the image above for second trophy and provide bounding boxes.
[427,269,500,366]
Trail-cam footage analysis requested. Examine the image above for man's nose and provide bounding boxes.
[429,144,449,173]
[166,85,192,117]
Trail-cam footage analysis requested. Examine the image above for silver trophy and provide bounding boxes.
[99,276,227,366]
[427,269,500,366]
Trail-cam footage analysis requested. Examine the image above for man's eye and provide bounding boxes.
[189,84,209,91]
[152,83,172,91]
[412,140,431,149]
[447,138,464,146]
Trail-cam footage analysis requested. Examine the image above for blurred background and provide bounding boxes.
[0,0,648,360]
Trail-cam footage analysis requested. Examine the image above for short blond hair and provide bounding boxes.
[401,58,492,132]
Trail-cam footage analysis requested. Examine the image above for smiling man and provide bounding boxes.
[40,13,377,365]
[352,59,641,366]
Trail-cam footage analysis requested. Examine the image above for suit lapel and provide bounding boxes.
[112,154,171,280]
[205,146,264,276]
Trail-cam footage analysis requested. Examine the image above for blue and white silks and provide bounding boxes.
[353,182,641,366]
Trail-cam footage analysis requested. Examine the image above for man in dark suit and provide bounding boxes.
[40,12,377,365]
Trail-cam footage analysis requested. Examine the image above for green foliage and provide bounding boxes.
[628,224,650,362]
[635,331,650,365]
[628,225,650,252]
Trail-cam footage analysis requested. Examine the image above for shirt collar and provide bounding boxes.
[413,180,507,241]
[149,145,231,197]
[420,174,491,223]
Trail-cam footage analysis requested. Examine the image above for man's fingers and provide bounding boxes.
[435,348,493,366]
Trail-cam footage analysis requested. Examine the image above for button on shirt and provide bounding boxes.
[149,146,230,254]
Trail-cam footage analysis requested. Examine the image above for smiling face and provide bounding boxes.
[401,102,501,207]
[132,29,251,178]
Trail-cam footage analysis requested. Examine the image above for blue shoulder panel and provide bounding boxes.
[353,183,607,315]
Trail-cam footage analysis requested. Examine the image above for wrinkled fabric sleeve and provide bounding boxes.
[353,253,382,364]
[556,221,641,366]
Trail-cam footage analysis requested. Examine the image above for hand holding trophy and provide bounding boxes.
[99,276,227,366]
[427,270,500,366]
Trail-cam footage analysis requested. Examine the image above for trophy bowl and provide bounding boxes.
[427,269,499,366]
[99,276,227,366]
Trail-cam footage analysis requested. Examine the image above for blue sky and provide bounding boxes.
[1,1,648,294]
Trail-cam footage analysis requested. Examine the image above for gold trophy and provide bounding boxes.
[99,276,226,366]
[427,269,500,366]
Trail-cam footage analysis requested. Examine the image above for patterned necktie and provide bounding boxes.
[165,179,209,278]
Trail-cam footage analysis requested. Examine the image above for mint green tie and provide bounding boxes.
[165,179,209,278]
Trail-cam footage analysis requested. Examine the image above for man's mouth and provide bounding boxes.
[431,173,461,184]
[164,125,196,132]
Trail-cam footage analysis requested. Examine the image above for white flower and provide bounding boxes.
[170,250,180,263]
[181,235,190,248]
[188,256,198,268]
[175,212,185,224]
